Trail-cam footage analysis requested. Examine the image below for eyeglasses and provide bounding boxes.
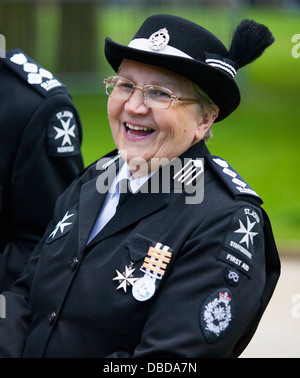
[103,76,202,110]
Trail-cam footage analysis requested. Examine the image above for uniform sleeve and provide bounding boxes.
[107,202,269,358]
[0,177,80,357]
[0,89,84,291]
[0,233,51,357]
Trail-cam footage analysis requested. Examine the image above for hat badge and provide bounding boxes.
[148,28,170,51]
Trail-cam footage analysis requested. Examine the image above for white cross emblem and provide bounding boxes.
[234,216,258,249]
[49,211,74,239]
[113,266,138,292]
[54,118,76,146]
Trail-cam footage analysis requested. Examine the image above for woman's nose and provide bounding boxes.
[124,88,149,114]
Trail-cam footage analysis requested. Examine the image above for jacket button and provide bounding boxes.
[48,311,57,325]
[71,257,79,271]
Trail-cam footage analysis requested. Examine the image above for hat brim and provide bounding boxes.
[105,37,240,122]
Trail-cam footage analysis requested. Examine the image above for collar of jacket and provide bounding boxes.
[78,141,210,249]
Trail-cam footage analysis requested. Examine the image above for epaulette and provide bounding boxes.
[205,155,263,204]
[1,48,66,96]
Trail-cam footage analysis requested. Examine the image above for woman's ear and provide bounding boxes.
[194,106,219,142]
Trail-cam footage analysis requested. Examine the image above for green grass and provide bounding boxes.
[74,94,115,165]
[69,6,300,248]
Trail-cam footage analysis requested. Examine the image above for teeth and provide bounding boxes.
[125,123,153,132]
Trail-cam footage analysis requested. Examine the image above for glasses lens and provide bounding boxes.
[104,78,173,109]
[106,77,133,100]
[145,86,172,109]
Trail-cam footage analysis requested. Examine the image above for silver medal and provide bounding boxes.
[132,275,156,302]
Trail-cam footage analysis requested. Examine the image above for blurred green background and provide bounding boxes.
[1,0,300,252]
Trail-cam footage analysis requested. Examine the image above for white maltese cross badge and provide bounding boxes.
[113,265,138,292]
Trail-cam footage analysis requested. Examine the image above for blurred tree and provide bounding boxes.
[0,1,37,57]
[58,2,99,73]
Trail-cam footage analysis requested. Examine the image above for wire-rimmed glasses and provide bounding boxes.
[104,76,202,110]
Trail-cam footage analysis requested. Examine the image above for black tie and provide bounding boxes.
[117,179,132,208]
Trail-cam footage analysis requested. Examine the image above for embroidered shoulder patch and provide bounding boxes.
[200,288,235,343]
[206,155,263,203]
[47,107,81,157]
[217,206,263,278]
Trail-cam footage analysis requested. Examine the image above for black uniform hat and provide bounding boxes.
[105,14,274,122]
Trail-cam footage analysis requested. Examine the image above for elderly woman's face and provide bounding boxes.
[107,60,213,175]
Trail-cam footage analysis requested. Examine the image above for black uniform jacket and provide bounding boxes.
[0,141,280,358]
[0,49,84,291]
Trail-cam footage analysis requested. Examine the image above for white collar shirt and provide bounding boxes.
[87,162,152,244]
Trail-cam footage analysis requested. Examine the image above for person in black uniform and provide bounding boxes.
[0,15,280,358]
[0,49,84,292]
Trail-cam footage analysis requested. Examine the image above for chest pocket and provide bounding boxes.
[126,234,154,263]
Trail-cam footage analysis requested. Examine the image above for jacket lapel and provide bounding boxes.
[77,176,106,254]
[80,141,210,249]
[77,160,119,253]
[87,175,170,246]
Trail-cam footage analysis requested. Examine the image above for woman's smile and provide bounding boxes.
[123,122,155,139]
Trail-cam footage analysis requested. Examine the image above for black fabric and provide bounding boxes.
[118,179,133,208]
[0,50,84,292]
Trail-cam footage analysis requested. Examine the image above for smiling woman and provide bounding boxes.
[0,14,280,359]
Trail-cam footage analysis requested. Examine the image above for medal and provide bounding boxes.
[132,275,156,301]
[113,264,138,292]
[140,246,172,279]
[132,244,173,301]
[113,244,173,300]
